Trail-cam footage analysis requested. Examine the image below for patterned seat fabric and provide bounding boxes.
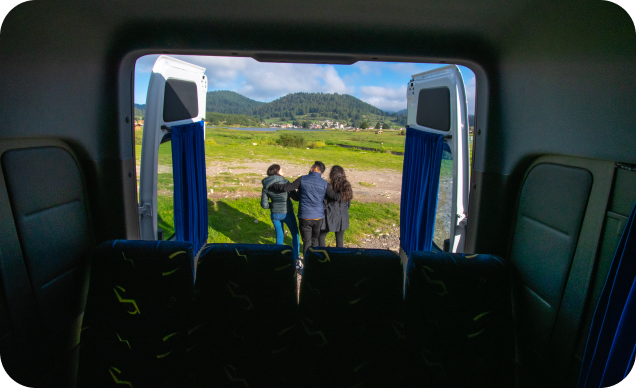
[78,240,195,388]
[189,243,298,388]
[404,251,514,388]
[299,247,406,387]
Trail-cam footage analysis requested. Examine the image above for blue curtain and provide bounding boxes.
[171,120,208,253]
[399,127,444,259]
[578,202,636,387]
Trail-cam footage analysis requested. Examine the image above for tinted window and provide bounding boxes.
[163,79,198,122]
[416,87,450,131]
[433,148,453,250]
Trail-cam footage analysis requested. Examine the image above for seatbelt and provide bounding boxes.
[548,162,615,384]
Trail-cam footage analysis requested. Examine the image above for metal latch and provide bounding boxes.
[456,213,467,228]
[138,203,152,217]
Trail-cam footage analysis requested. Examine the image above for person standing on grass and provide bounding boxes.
[261,164,301,268]
[319,165,353,248]
[269,161,340,259]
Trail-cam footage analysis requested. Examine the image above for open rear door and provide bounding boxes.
[406,65,469,253]
[138,56,207,240]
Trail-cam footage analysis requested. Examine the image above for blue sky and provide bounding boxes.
[135,55,476,113]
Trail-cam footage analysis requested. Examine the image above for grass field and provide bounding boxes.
[138,126,466,248]
[157,195,400,247]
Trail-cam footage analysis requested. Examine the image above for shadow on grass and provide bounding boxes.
[156,196,300,246]
[208,199,296,245]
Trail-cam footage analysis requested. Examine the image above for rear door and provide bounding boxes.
[406,65,469,253]
[138,55,207,240]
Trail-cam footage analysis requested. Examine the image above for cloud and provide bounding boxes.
[236,62,352,101]
[135,55,475,113]
[163,56,352,101]
[357,85,407,112]
[353,62,382,76]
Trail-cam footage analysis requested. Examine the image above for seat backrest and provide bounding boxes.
[78,240,195,388]
[404,251,514,388]
[299,247,405,387]
[190,243,297,387]
[0,143,94,386]
[510,162,594,385]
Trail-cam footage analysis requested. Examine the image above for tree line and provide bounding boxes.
[135,91,409,126]
[205,91,406,122]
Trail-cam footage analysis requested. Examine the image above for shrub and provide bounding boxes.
[257,139,276,146]
[276,133,306,148]
[205,139,218,146]
[307,141,326,149]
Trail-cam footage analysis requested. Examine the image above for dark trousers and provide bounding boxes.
[299,219,322,255]
[319,230,345,247]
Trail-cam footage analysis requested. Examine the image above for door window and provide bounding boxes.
[433,148,453,250]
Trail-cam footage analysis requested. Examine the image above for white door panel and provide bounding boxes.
[138,55,207,240]
[406,65,469,253]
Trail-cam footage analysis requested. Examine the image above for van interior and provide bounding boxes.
[0,1,634,387]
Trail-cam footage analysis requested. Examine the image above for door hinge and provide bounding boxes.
[138,203,152,217]
[456,213,467,228]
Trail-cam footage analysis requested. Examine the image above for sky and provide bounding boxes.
[134,55,476,114]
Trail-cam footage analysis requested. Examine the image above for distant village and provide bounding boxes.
[135,119,405,133]
[269,120,404,133]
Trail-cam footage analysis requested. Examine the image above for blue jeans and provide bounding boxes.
[271,212,300,264]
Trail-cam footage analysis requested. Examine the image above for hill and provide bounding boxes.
[206,90,264,115]
[245,92,388,121]
[135,91,402,125]
[205,91,392,122]
[134,103,145,119]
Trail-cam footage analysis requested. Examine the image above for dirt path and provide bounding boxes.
[146,161,403,203]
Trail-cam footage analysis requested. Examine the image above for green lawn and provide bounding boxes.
[209,127,406,151]
[157,195,400,248]
[140,127,460,249]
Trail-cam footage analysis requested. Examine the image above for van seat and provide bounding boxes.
[404,251,514,388]
[299,247,405,387]
[189,243,297,387]
[78,240,195,388]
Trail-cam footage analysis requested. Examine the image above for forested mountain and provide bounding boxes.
[205,91,264,115]
[134,103,145,119]
[205,112,261,127]
[135,91,403,123]
[206,91,392,122]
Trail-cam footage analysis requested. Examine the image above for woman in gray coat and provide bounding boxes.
[261,164,301,265]
[319,165,353,248]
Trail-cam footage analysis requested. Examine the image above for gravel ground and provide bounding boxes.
[333,224,402,253]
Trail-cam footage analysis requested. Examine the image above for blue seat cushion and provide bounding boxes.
[404,251,514,388]
[79,240,195,388]
[189,243,297,387]
[299,247,405,387]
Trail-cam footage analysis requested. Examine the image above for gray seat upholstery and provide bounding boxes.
[0,145,94,386]
[510,163,593,386]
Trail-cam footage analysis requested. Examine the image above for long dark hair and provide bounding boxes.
[329,165,353,202]
[267,164,281,176]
